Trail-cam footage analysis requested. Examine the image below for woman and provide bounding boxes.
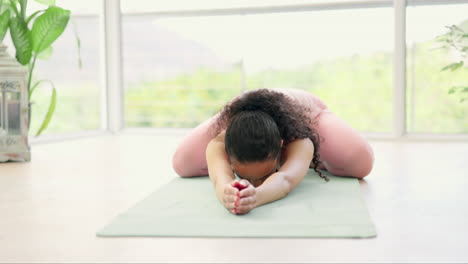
[172,88,374,215]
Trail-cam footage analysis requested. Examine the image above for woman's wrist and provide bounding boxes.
[255,172,290,207]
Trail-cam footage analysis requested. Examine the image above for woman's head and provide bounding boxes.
[225,111,281,163]
[225,110,282,183]
[216,88,328,182]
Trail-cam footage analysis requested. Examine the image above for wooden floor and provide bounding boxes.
[0,133,467,263]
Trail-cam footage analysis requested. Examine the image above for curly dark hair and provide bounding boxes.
[215,88,329,182]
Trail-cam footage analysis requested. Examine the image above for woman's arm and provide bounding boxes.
[254,138,314,207]
[206,132,238,208]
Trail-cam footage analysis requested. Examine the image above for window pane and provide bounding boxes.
[123,15,243,128]
[242,9,393,133]
[406,4,468,133]
[29,15,101,134]
[123,8,393,132]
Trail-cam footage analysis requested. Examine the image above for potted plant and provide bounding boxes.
[0,0,72,136]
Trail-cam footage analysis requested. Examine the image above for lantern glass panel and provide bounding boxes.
[7,92,21,135]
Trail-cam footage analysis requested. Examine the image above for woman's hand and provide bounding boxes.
[222,180,241,213]
[231,179,257,215]
[222,179,257,215]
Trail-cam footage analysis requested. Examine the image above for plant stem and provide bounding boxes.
[28,53,38,101]
[19,0,27,18]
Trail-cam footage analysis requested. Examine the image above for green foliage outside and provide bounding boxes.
[28,82,99,133]
[435,21,468,103]
[124,53,394,132]
[407,42,468,133]
[29,40,467,135]
[123,41,467,133]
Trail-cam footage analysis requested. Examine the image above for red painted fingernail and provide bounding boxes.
[233,181,248,191]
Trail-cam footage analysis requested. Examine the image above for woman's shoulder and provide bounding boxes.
[280,137,315,165]
[212,130,226,143]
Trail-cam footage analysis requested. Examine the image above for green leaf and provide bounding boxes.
[31,6,70,54]
[35,84,56,136]
[441,61,464,72]
[1,1,14,15]
[36,45,52,60]
[26,10,45,26]
[9,17,33,65]
[448,86,468,97]
[34,0,56,6]
[455,61,465,70]
[8,0,20,17]
[0,9,10,41]
[0,0,10,13]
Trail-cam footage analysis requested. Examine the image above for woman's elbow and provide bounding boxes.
[172,149,196,177]
[172,150,186,177]
[353,145,374,179]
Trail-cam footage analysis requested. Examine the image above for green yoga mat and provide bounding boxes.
[97,170,376,238]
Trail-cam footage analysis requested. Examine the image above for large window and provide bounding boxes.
[31,15,101,134]
[122,15,243,127]
[2,0,464,137]
[123,7,393,132]
[241,9,393,132]
[406,3,468,133]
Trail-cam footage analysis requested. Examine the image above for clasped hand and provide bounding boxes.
[222,179,256,215]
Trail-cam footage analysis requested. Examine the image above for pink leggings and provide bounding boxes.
[172,103,374,179]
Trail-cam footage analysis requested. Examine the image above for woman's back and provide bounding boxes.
[238,88,328,122]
